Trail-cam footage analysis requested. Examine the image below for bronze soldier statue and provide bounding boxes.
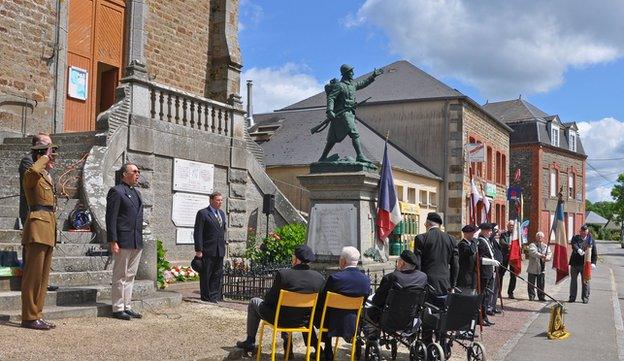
[314,64,383,163]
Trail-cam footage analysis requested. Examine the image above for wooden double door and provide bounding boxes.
[65,0,126,132]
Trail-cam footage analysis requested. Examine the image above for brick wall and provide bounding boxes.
[144,0,212,97]
[0,0,57,135]
[462,102,510,228]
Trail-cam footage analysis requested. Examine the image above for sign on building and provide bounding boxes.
[173,158,214,195]
[485,183,497,197]
[171,192,211,227]
[176,227,195,245]
[466,143,485,162]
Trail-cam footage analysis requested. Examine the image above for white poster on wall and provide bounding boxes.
[173,158,214,195]
[171,192,210,227]
[176,227,195,245]
[466,143,485,163]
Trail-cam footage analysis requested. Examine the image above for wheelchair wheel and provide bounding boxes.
[364,342,381,361]
[467,341,486,361]
[409,340,427,361]
[426,342,446,361]
[391,340,398,360]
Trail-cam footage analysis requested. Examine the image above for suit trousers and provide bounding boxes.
[499,265,517,296]
[527,273,545,300]
[480,276,494,317]
[569,265,590,301]
[200,255,224,301]
[21,243,53,321]
[112,248,142,312]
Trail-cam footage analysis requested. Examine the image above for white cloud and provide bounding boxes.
[239,0,264,32]
[353,0,624,99]
[578,117,624,202]
[241,63,323,113]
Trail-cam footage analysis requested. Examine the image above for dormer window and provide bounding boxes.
[551,126,560,147]
[569,132,577,152]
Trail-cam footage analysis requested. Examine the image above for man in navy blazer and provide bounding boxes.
[106,163,144,320]
[314,246,370,360]
[194,192,227,302]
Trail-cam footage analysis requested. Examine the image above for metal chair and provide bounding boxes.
[316,292,365,361]
[257,289,319,361]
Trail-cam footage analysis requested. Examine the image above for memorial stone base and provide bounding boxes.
[298,171,387,265]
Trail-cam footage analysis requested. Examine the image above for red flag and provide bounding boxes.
[551,198,569,283]
[583,234,594,282]
[513,168,521,183]
[508,220,522,275]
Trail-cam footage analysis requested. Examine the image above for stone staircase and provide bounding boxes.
[0,132,180,321]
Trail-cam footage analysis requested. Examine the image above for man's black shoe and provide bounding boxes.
[236,340,255,353]
[112,311,132,320]
[538,298,546,302]
[568,298,575,303]
[125,309,142,318]
[508,293,515,299]
[582,298,588,304]
[494,307,502,314]
[47,285,58,291]
[529,297,535,301]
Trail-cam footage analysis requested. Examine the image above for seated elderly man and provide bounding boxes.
[236,245,325,355]
[364,250,427,340]
[312,246,371,360]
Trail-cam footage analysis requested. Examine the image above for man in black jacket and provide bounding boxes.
[106,163,144,320]
[477,223,500,326]
[498,220,517,299]
[194,192,227,302]
[489,226,503,313]
[568,225,598,303]
[457,225,479,293]
[236,245,325,354]
[414,212,459,296]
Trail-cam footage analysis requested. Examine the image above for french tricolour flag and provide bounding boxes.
[551,198,569,283]
[376,142,402,241]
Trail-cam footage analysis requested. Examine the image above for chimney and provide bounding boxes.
[246,80,254,128]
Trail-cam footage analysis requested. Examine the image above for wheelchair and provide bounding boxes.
[356,286,429,361]
[422,291,486,361]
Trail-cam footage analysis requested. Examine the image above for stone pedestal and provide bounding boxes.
[298,171,386,264]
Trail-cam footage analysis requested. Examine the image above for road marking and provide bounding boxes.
[609,268,624,361]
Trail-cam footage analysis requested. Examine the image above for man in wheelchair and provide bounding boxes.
[363,250,427,341]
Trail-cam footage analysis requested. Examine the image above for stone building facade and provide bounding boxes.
[484,99,587,241]
[272,60,511,237]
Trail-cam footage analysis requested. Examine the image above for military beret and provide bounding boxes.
[462,224,477,233]
[31,141,58,151]
[479,222,495,230]
[426,212,443,225]
[400,250,418,266]
[294,245,316,263]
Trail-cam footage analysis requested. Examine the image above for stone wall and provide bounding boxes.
[144,0,212,96]
[0,0,58,136]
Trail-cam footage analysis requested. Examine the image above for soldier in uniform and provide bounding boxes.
[476,223,500,326]
[21,140,58,330]
[457,224,479,294]
[318,64,383,163]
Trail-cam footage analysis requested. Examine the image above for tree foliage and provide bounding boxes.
[610,173,624,242]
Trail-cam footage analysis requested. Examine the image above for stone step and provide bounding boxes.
[0,280,155,310]
[0,270,113,291]
[1,131,104,145]
[0,242,105,256]
[0,289,180,322]
[0,217,17,229]
[0,230,95,244]
[51,256,111,273]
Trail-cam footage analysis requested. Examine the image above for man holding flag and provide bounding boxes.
[568,225,598,303]
[551,193,570,284]
[376,141,402,257]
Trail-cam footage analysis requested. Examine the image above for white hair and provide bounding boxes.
[340,246,360,267]
[536,231,544,238]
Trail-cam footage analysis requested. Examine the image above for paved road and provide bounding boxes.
[502,241,624,361]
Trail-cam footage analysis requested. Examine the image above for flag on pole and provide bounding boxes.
[470,178,481,225]
[551,197,569,283]
[376,142,401,241]
[482,195,491,223]
[583,234,594,282]
[508,220,522,275]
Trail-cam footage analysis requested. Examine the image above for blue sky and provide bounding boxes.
[239,0,624,202]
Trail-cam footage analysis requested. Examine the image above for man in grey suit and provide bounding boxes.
[194,192,227,302]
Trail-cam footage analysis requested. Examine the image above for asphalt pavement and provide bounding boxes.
[501,240,624,361]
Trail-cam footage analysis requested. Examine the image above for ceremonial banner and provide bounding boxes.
[551,198,569,283]
[583,234,594,281]
[376,142,401,241]
[509,220,522,275]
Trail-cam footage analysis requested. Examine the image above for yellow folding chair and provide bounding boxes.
[257,290,319,361]
[316,292,365,361]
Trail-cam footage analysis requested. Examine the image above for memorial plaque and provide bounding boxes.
[176,227,195,245]
[173,158,214,194]
[172,192,210,227]
[308,203,357,256]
